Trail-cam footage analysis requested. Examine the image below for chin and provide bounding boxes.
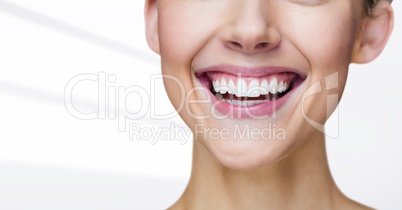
[197,127,298,171]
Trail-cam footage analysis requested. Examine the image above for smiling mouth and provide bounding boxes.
[195,66,306,108]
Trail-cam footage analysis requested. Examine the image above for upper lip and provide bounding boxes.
[195,65,307,78]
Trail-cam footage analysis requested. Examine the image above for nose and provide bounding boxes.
[219,2,280,54]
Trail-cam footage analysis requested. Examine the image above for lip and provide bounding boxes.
[194,65,306,119]
[195,65,307,78]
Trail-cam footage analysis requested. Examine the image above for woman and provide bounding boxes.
[144,0,394,209]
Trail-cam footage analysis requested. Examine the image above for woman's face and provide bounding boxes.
[154,0,363,170]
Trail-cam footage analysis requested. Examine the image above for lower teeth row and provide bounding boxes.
[215,93,273,107]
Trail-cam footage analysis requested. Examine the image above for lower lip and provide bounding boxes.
[207,89,295,119]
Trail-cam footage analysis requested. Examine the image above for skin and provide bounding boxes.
[145,0,394,209]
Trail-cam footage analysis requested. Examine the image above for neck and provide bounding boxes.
[170,131,350,210]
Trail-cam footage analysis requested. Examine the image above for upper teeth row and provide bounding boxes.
[212,78,289,97]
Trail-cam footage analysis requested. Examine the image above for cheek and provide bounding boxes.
[306,14,354,98]
[307,25,354,70]
[158,4,221,71]
[157,4,225,127]
[281,9,357,123]
[287,11,356,76]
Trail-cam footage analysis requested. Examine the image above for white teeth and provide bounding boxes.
[222,98,271,107]
[236,78,248,97]
[228,79,235,94]
[213,80,220,93]
[278,81,284,93]
[260,80,269,95]
[212,76,290,99]
[220,78,228,94]
[243,100,254,106]
[231,100,239,106]
[248,79,260,97]
[270,78,278,94]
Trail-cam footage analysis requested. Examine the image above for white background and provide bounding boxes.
[0,0,401,209]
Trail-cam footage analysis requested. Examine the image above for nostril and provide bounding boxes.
[229,41,243,49]
[226,40,274,53]
[255,42,269,49]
